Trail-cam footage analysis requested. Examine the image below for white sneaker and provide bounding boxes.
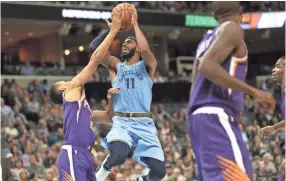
[136,175,147,181]
[95,155,111,181]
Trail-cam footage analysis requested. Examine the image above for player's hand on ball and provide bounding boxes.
[106,10,122,32]
[259,126,276,139]
[253,90,276,112]
[107,87,120,99]
[130,5,138,26]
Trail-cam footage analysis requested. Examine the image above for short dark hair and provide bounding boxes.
[125,36,137,43]
[212,1,240,20]
[47,84,63,104]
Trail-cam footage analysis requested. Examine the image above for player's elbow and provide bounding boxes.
[90,51,105,64]
[198,61,213,77]
[198,61,207,74]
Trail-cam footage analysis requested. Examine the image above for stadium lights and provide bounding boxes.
[79,46,84,52]
[65,50,70,55]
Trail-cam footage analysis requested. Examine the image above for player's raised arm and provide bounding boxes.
[198,22,275,110]
[92,87,119,122]
[131,5,157,80]
[68,13,121,90]
[89,14,120,73]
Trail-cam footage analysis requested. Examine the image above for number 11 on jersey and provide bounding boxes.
[126,78,135,89]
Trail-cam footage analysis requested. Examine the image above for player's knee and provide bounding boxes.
[108,151,128,166]
[149,160,166,179]
[153,162,166,179]
[107,141,130,166]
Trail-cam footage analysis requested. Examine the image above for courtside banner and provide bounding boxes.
[1,3,185,26]
[185,12,285,29]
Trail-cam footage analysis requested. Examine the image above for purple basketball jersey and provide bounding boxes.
[281,88,285,120]
[188,24,248,119]
[62,90,96,149]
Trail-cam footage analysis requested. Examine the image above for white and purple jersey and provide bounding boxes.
[188,23,248,119]
[62,90,96,149]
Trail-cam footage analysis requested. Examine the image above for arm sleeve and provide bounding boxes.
[89,29,110,53]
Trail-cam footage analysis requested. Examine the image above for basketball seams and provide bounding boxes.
[123,3,126,29]
[114,3,132,30]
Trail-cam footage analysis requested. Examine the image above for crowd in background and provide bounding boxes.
[1,76,284,181]
[39,1,285,13]
[3,62,174,83]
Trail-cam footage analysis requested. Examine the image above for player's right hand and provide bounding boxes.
[259,126,277,139]
[130,5,138,26]
[253,89,276,112]
[105,9,122,32]
[107,87,120,99]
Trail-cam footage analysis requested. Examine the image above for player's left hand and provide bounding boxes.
[106,9,122,32]
[253,90,276,112]
[107,87,120,99]
[131,4,138,26]
[259,126,277,139]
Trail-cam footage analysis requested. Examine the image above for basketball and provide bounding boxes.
[113,3,133,30]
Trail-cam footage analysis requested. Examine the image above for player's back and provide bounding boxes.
[62,91,96,148]
[112,61,152,113]
[188,22,248,119]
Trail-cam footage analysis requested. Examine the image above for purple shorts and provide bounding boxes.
[188,107,253,181]
[58,145,96,181]
[278,175,285,181]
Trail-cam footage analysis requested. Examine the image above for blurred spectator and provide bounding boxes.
[1,97,14,123]
[261,153,277,175]
[20,62,35,75]
[39,79,51,93]
[27,154,45,177]
[2,153,14,181]
[19,169,29,181]
[36,63,48,75]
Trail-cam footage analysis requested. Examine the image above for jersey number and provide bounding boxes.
[126,78,135,89]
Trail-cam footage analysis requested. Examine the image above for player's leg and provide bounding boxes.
[131,119,165,180]
[96,124,133,181]
[187,118,203,181]
[96,141,130,181]
[58,145,87,181]
[188,111,252,181]
[138,157,165,181]
[229,120,253,179]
